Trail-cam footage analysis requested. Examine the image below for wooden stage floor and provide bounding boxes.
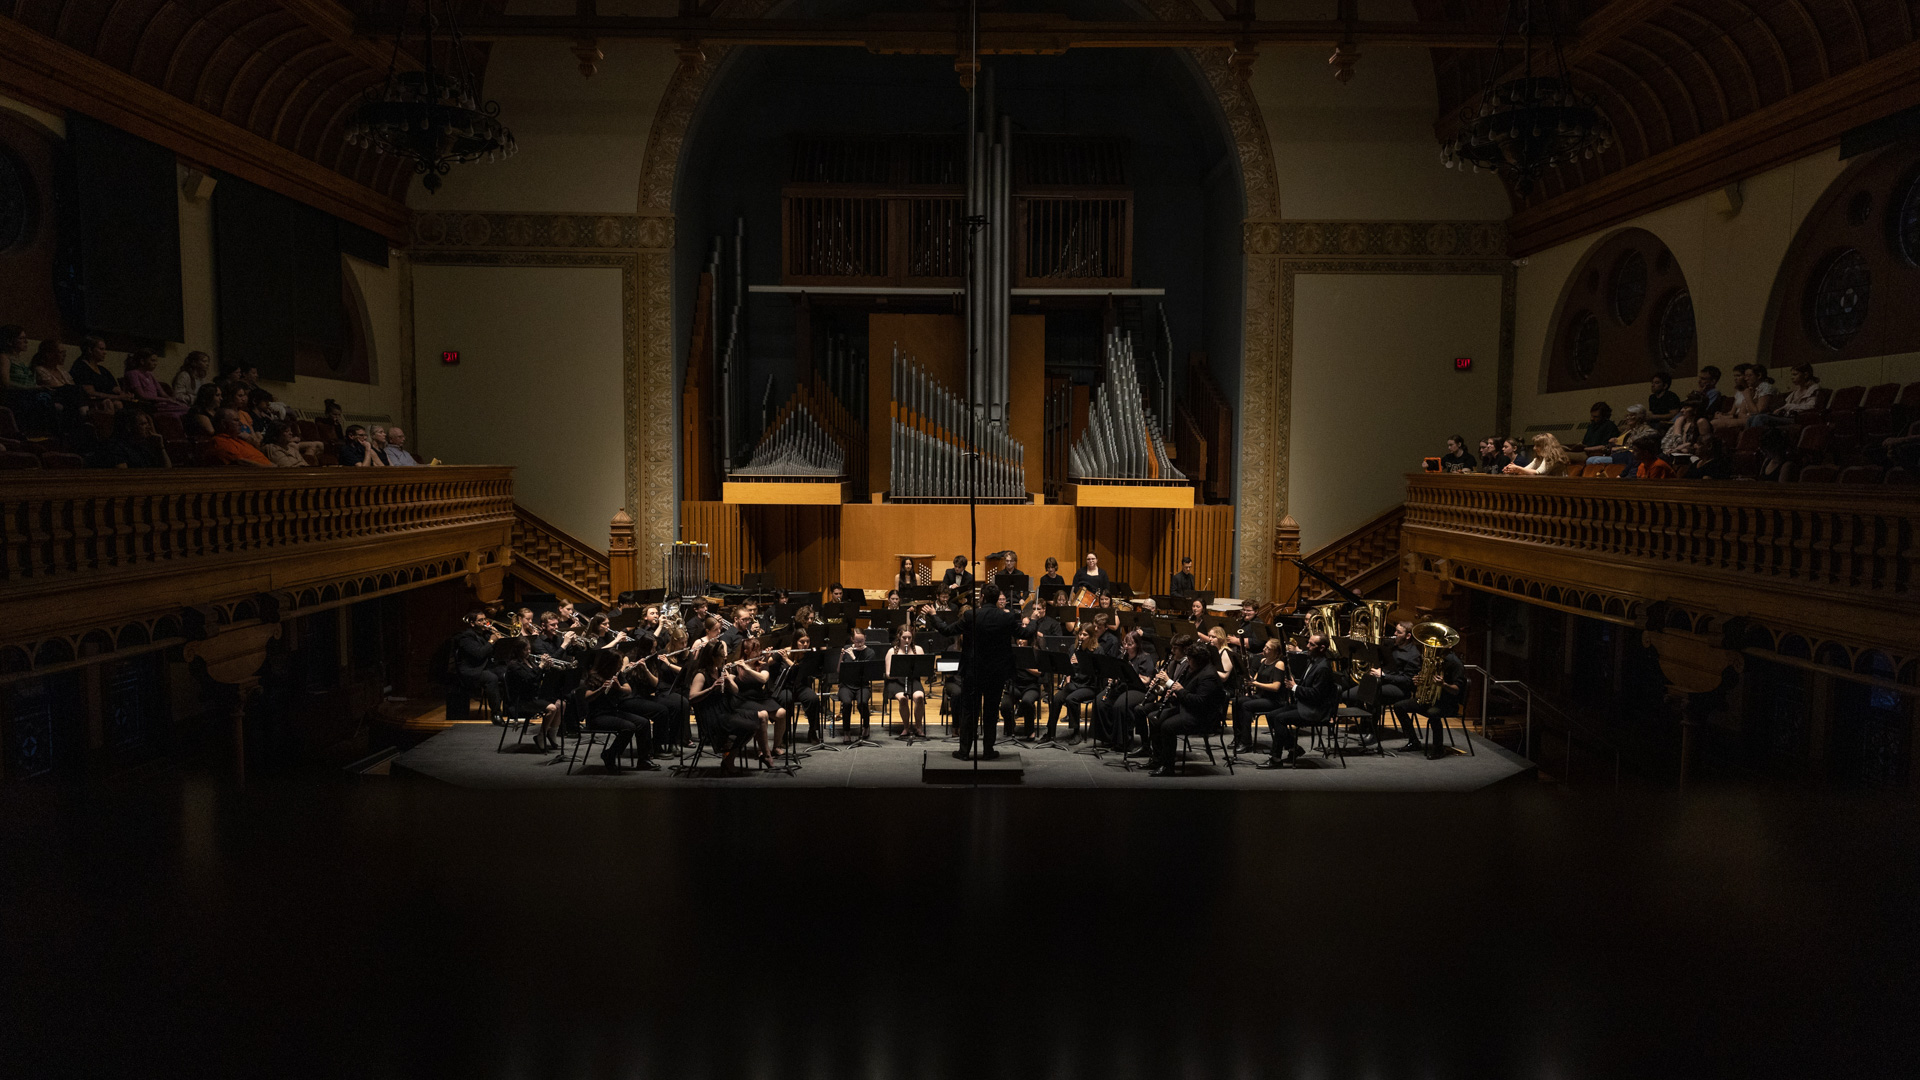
[391,720,1534,791]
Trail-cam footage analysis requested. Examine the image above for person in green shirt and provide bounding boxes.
[3,324,55,435]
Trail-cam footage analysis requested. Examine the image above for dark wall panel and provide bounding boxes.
[59,113,183,344]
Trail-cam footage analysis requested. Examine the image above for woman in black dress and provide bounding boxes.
[721,639,779,771]
[501,638,566,753]
[884,626,928,738]
[579,652,657,773]
[773,630,825,743]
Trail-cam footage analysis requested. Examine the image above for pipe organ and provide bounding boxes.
[733,403,845,479]
[889,351,1026,502]
[1069,331,1184,484]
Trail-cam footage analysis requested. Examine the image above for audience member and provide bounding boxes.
[1601,404,1654,462]
[1478,436,1510,473]
[1661,396,1704,461]
[1503,433,1569,476]
[336,424,387,466]
[1439,434,1475,472]
[123,349,188,419]
[185,384,221,437]
[30,340,85,423]
[1621,434,1673,479]
[171,350,211,406]
[1688,435,1733,480]
[1571,401,1618,451]
[1647,372,1682,428]
[1502,435,1530,468]
[70,336,135,409]
[381,426,420,466]
[4,324,54,431]
[1712,364,1776,435]
[87,409,171,469]
[318,399,347,444]
[1694,366,1722,412]
[202,408,273,466]
[261,421,311,467]
[1757,426,1792,481]
[1750,363,1820,427]
[249,386,291,424]
[223,384,263,444]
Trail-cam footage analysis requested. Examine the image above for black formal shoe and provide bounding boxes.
[1149,763,1176,777]
[1254,758,1287,770]
[981,750,1002,761]
[1400,740,1424,752]
[1124,744,1154,758]
[1425,748,1447,760]
[952,750,971,761]
[600,753,624,775]
[633,758,661,771]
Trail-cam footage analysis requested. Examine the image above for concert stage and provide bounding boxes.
[390,722,1532,791]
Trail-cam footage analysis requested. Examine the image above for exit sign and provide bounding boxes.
[441,350,460,365]
[1454,356,1474,372]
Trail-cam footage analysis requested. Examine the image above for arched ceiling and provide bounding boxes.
[3,1,505,203]
[1417,0,1920,220]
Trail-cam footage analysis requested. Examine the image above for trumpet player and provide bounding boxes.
[1255,634,1337,769]
[451,612,506,722]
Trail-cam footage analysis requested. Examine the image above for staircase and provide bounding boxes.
[508,505,612,602]
[1300,505,1404,601]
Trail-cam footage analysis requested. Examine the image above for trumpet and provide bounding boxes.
[530,652,577,670]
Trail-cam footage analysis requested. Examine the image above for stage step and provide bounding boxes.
[921,749,1025,785]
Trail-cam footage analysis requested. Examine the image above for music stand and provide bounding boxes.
[1091,651,1154,767]
[994,570,1030,601]
[889,653,939,743]
[900,584,938,602]
[836,657,885,748]
[774,648,827,765]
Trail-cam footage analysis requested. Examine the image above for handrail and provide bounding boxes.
[1300,504,1405,598]
[509,504,611,602]
[1,466,515,591]
[1465,663,1622,791]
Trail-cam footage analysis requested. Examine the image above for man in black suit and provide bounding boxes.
[953,584,1020,759]
[1256,635,1338,768]
[941,555,975,596]
[1347,621,1423,751]
[1169,556,1196,597]
[450,612,505,721]
[1147,639,1227,776]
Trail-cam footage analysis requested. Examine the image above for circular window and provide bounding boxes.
[1612,249,1648,325]
[0,148,32,252]
[1897,173,1920,267]
[1568,311,1600,380]
[1847,191,1873,226]
[1656,291,1694,369]
[1809,248,1871,350]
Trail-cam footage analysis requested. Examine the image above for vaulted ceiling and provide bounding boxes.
[2,0,502,204]
[1418,0,1920,228]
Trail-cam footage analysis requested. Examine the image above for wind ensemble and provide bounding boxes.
[445,554,1468,777]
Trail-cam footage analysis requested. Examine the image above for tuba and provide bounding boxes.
[1303,603,1344,641]
[1411,621,1462,707]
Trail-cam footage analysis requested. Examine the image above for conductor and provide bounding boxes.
[953,583,1021,760]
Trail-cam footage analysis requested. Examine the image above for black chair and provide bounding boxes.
[1173,700,1235,776]
[566,691,644,775]
[1330,674,1390,758]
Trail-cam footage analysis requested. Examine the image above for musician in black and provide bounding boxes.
[1170,556,1196,597]
[451,612,505,721]
[773,630,824,743]
[500,638,565,753]
[1046,625,1101,742]
[1146,639,1227,777]
[1256,634,1338,768]
[1348,621,1424,751]
[1000,631,1044,741]
[1415,644,1467,759]
[1093,629,1158,748]
[580,651,658,773]
[953,583,1020,759]
[893,556,919,593]
[1071,553,1109,595]
[1021,599,1063,641]
[836,627,877,735]
[1234,638,1288,753]
[1038,557,1067,603]
[1183,598,1209,627]
[1130,632,1194,757]
[623,635,690,755]
[1230,599,1268,654]
[942,555,975,596]
[729,638,787,759]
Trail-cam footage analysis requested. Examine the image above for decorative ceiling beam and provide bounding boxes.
[279,0,423,72]
[0,17,409,242]
[1507,37,1920,256]
[354,12,1513,52]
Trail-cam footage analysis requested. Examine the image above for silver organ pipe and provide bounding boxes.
[887,353,1027,502]
[1067,330,1188,484]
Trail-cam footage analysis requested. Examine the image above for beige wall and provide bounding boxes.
[412,264,626,546]
[1510,147,1920,440]
[1289,272,1504,552]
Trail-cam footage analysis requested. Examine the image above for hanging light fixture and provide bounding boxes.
[1440,0,1611,196]
[345,0,517,194]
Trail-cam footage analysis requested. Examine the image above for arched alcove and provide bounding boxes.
[1541,226,1697,393]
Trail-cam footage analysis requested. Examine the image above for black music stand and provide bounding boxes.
[836,657,884,748]
[1092,651,1155,769]
[771,648,827,769]
[889,653,939,744]
[900,584,938,602]
[1028,645,1077,751]
[994,571,1030,602]
[935,650,963,735]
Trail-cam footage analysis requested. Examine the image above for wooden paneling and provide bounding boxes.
[680,502,843,593]
[1075,504,1235,598]
[839,503,1076,592]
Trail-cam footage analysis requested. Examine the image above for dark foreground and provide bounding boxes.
[4,777,1916,1079]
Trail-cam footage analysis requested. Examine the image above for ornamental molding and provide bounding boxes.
[411,211,673,252]
[1244,220,1507,259]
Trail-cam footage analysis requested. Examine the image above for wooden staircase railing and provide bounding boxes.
[509,505,613,603]
[1298,505,1406,602]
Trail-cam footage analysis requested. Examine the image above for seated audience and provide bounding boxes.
[249,386,291,424]
[1502,435,1531,469]
[1660,397,1705,462]
[1503,433,1570,476]
[87,409,171,469]
[4,324,54,432]
[1601,404,1655,462]
[1688,435,1733,480]
[31,340,86,425]
[1712,364,1776,435]
[381,426,420,466]
[123,349,188,419]
[1695,365,1723,412]
[201,408,273,467]
[223,384,263,444]
[336,424,388,466]
[1478,436,1510,473]
[70,336,136,409]
[1570,401,1618,451]
[1621,434,1674,479]
[1750,363,1820,427]
[317,398,347,444]
[1438,434,1476,472]
[171,350,211,406]
[185,384,221,437]
[1757,426,1793,481]
[261,421,312,467]
[1647,372,1682,428]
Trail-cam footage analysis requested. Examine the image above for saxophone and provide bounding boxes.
[1411,621,1461,707]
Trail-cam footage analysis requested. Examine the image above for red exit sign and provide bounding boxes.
[441,350,460,365]
[1454,356,1474,372]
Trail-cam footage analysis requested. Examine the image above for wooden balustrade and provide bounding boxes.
[1299,505,1405,601]
[1400,473,1918,654]
[508,505,614,602]
[1,467,516,653]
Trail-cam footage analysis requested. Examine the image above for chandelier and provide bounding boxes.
[1440,0,1611,195]
[345,1,516,194]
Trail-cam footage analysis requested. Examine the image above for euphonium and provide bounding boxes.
[1411,621,1461,707]
[1304,603,1344,641]
[1347,600,1397,684]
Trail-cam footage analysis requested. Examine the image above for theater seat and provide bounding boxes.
[1838,465,1885,485]
[39,451,86,469]
[1,450,42,469]
[1796,464,1839,483]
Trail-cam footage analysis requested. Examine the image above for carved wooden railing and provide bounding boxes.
[1400,473,1918,654]
[508,505,612,602]
[0,467,517,666]
[1299,505,1405,601]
